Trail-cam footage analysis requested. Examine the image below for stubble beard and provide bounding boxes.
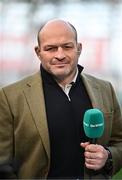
[50,65,76,83]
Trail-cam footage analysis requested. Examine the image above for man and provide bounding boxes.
[0,19,122,179]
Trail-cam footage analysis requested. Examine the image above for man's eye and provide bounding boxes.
[64,46,72,49]
[46,47,57,51]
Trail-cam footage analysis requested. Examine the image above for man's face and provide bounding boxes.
[35,21,81,81]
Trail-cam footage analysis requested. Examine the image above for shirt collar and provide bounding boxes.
[71,68,78,84]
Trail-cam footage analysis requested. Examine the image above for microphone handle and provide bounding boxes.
[90,138,97,144]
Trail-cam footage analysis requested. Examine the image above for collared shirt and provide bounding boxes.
[58,68,78,101]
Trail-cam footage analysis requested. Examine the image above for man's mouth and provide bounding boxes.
[53,63,68,68]
[52,61,68,65]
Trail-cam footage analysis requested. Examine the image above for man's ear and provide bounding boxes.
[77,43,82,56]
[35,46,41,58]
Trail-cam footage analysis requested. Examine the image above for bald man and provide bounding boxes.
[0,19,122,179]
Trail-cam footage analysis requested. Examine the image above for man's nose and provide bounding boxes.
[55,47,66,60]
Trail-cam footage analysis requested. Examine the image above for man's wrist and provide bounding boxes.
[104,147,113,175]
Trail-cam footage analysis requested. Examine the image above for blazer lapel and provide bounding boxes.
[23,72,50,161]
[82,73,104,110]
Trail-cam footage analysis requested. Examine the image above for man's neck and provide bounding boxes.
[55,68,78,88]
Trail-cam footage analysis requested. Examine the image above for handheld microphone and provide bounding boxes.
[83,108,104,144]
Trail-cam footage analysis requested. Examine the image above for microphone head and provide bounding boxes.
[83,108,104,139]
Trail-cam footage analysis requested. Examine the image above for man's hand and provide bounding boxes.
[80,142,108,171]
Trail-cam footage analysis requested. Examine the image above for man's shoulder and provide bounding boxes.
[1,71,41,93]
[82,73,110,85]
[81,72,114,94]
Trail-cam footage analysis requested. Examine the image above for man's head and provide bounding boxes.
[35,19,82,84]
[37,20,78,46]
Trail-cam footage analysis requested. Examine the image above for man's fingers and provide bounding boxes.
[80,142,90,148]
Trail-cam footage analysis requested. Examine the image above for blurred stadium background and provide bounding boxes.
[0,0,122,178]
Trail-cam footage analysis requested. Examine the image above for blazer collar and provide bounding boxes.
[81,73,104,111]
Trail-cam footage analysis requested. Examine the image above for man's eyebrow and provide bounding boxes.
[63,42,74,45]
[44,44,57,48]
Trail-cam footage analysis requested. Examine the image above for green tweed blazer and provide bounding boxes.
[0,71,122,179]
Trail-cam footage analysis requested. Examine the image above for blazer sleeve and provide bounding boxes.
[0,88,17,178]
[108,83,122,175]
